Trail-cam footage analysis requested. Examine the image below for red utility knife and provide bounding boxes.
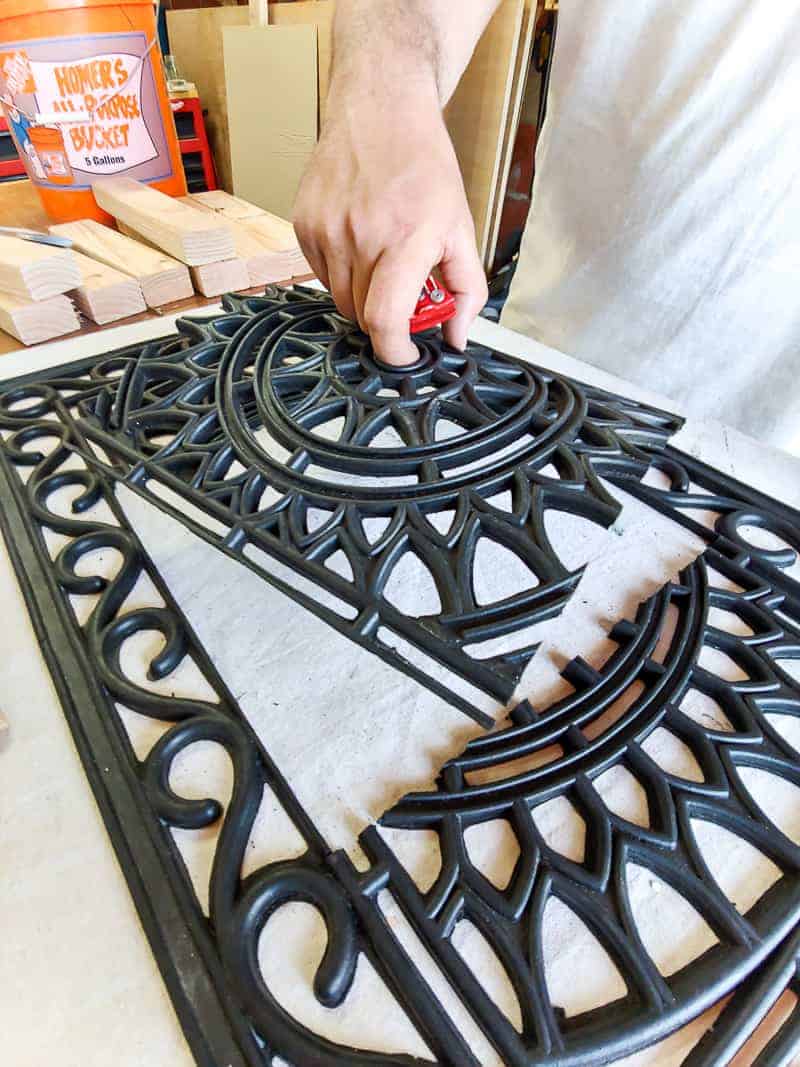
[410,274,457,334]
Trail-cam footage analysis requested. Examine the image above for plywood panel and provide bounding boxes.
[486,0,538,268]
[445,0,526,264]
[223,24,318,220]
[167,7,248,192]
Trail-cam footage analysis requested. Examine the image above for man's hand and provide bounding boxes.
[293,0,497,366]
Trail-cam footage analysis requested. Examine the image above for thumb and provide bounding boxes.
[439,227,488,352]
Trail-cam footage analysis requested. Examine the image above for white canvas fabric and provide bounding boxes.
[503,0,800,454]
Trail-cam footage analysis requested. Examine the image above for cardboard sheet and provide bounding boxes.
[223,24,319,220]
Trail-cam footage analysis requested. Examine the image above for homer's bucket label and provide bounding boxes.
[0,31,175,190]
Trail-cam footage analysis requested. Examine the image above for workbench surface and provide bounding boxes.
[2,303,799,1066]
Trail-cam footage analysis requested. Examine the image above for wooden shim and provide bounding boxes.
[48,219,193,309]
[0,235,81,302]
[189,192,297,250]
[187,192,311,278]
[486,0,538,268]
[182,197,295,287]
[188,190,266,222]
[0,291,79,346]
[445,0,526,264]
[244,214,301,254]
[191,260,251,299]
[223,25,318,221]
[114,220,250,298]
[91,178,235,267]
[70,251,147,326]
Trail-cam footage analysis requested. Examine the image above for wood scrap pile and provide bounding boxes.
[0,234,81,345]
[49,219,194,309]
[93,178,310,299]
[0,179,311,347]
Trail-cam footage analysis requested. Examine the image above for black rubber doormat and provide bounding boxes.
[2,287,800,1065]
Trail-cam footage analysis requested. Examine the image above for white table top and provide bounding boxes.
[2,306,799,1067]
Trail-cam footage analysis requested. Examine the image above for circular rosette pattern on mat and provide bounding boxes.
[11,284,683,707]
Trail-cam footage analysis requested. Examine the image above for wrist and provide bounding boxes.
[327,46,441,120]
[323,64,443,154]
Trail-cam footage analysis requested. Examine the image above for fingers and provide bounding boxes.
[293,217,331,291]
[363,242,429,366]
[298,237,331,292]
[439,226,488,352]
[325,251,358,323]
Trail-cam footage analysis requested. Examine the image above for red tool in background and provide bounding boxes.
[410,274,457,334]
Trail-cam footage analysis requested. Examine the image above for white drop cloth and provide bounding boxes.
[504,0,800,454]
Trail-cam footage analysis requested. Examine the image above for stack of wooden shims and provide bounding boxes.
[166,0,537,269]
[184,191,310,284]
[0,228,159,343]
[92,177,241,298]
[92,178,308,298]
[0,181,310,347]
[49,219,194,309]
[0,234,81,345]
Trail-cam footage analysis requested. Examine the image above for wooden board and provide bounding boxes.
[70,251,147,326]
[187,192,311,277]
[190,259,251,299]
[0,234,81,301]
[444,0,526,264]
[223,24,318,221]
[115,217,249,299]
[92,178,236,267]
[49,219,194,309]
[0,291,79,346]
[189,190,266,222]
[190,192,296,248]
[486,0,538,268]
[182,196,295,287]
[189,192,310,280]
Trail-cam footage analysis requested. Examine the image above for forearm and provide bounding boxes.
[327,0,501,115]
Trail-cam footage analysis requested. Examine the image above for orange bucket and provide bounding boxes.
[0,0,187,223]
